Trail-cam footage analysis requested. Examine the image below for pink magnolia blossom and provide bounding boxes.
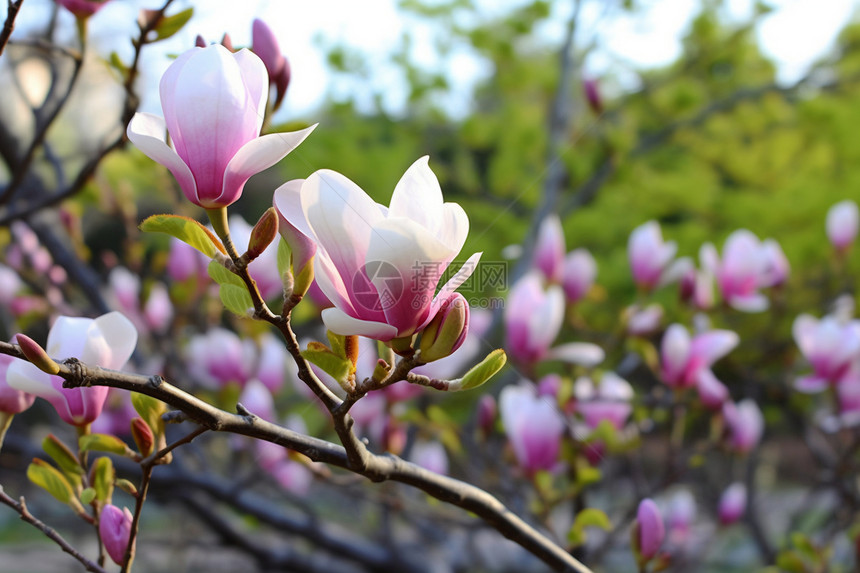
[7,313,137,426]
[505,272,604,367]
[561,248,596,304]
[238,380,276,422]
[274,157,479,341]
[477,394,496,436]
[636,498,665,561]
[826,200,859,252]
[696,369,729,410]
[185,328,254,388]
[583,77,603,115]
[108,267,139,315]
[256,333,292,393]
[700,230,780,312]
[0,353,35,414]
[723,399,764,454]
[99,504,132,565]
[573,372,634,430]
[793,313,860,392]
[57,0,110,18]
[660,323,738,390]
[128,45,315,209]
[499,382,565,475]
[533,215,565,282]
[625,304,664,336]
[628,221,679,290]
[718,482,747,526]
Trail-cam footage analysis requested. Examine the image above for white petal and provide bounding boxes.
[221,125,317,205]
[320,307,399,340]
[546,343,605,367]
[6,360,60,399]
[126,113,197,201]
[232,48,269,132]
[388,156,444,234]
[729,294,769,313]
[92,312,138,370]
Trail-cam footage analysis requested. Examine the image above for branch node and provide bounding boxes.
[236,402,256,423]
[162,410,189,424]
[62,358,89,388]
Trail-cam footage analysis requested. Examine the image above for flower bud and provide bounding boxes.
[477,394,496,436]
[252,19,290,108]
[58,0,111,19]
[130,417,154,457]
[247,208,279,263]
[221,33,234,52]
[419,294,469,363]
[583,77,603,115]
[634,498,665,562]
[718,482,746,526]
[16,333,60,375]
[827,199,859,252]
[99,504,133,565]
[533,215,565,283]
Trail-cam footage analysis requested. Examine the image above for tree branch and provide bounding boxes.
[0,487,106,573]
[0,0,24,57]
[0,340,592,573]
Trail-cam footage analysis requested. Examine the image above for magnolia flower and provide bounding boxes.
[628,221,679,290]
[505,272,604,367]
[700,230,778,312]
[252,19,290,108]
[499,382,565,475]
[635,498,665,561]
[625,304,664,336]
[238,380,276,422]
[0,264,23,304]
[533,215,565,282]
[128,45,314,209]
[660,323,738,390]
[574,372,634,430]
[718,482,747,526]
[185,328,254,388]
[57,0,111,18]
[7,313,137,426]
[561,248,596,304]
[762,239,790,288]
[99,504,133,565]
[723,399,764,454]
[826,200,859,252]
[274,156,479,341]
[583,77,603,115]
[793,313,860,392]
[0,353,35,415]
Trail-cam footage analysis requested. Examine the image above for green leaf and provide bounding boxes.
[276,237,291,278]
[455,349,507,391]
[91,456,114,505]
[326,331,347,359]
[131,393,166,438]
[27,459,73,504]
[79,433,133,457]
[79,487,96,505]
[42,434,84,477]
[140,214,222,257]
[568,508,611,547]
[574,464,602,489]
[153,7,194,41]
[302,347,351,387]
[108,51,127,73]
[208,261,253,316]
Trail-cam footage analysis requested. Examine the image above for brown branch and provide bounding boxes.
[0,0,24,57]
[0,488,106,573]
[0,341,591,573]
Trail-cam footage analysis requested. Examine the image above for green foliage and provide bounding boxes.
[302,342,352,389]
[78,433,134,457]
[207,260,253,317]
[568,508,611,548]
[140,214,223,258]
[153,7,195,41]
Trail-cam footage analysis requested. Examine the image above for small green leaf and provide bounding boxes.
[207,260,243,287]
[207,261,253,316]
[27,459,73,504]
[302,347,351,386]
[80,487,96,505]
[79,433,133,457]
[153,7,194,41]
[108,51,127,73]
[276,237,291,278]
[326,331,347,359]
[91,456,115,505]
[568,508,611,547]
[131,393,166,438]
[574,464,602,489]
[140,214,223,257]
[42,434,84,477]
[455,349,507,391]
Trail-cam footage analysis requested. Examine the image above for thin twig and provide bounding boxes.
[0,0,24,57]
[0,488,106,573]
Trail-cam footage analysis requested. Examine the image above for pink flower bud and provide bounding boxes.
[628,221,677,291]
[625,304,663,336]
[574,372,633,430]
[57,0,111,18]
[500,382,564,475]
[583,77,603,115]
[718,482,746,525]
[635,498,665,561]
[700,230,773,312]
[418,293,469,363]
[533,215,565,283]
[827,200,859,252]
[99,504,133,565]
[477,394,496,436]
[194,35,207,48]
[252,19,290,107]
[143,283,173,334]
[561,248,596,304]
[723,399,764,454]
[793,313,860,392]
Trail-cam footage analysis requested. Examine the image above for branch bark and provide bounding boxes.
[0,0,24,58]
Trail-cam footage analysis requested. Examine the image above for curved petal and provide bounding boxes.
[437,202,470,253]
[792,314,817,356]
[158,47,198,149]
[219,125,317,208]
[127,113,197,204]
[388,156,444,235]
[546,342,605,367]
[321,307,399,340]
[273,178,316,272]
[6,360,60,400]
[47,316,92,359]
[794,375,829,393]
[661,324,690,384]
[365,217,458,335]
[232,48,268,133]
[92,312,138,371]
[691,329,739,367]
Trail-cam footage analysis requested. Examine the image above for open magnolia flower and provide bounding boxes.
[7,312,137,426]
[128,44,315,209]
[274,156,480,341]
